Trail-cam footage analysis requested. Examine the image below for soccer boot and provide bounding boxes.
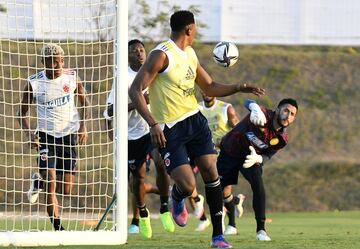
[160,211,175,232]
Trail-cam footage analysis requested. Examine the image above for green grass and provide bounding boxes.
[12,210,360,249]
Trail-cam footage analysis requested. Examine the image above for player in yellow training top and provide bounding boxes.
[129,10,265,248]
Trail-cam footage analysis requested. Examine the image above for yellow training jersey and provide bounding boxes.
[199,100,232,144]
[149,39,199,124]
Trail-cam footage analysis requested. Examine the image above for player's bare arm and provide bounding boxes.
[227,105,239,127]
[129,50,168,148]
[76,78,89,145]
[195,62,265,97]
[18,83,39,149]
[128,92,149,112]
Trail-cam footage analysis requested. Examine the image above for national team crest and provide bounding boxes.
[63,84,70,93]
[164,158,171,167]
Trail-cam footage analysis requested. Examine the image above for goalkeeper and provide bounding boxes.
[217,98,298,241]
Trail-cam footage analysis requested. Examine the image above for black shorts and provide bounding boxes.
[217,147,263,187]
[37,132,77,175]
[128,133,152,172]
[158,112,216,173]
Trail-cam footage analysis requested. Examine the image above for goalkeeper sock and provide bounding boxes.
[205,178,223,237]
[256,219,265,232]
[159,196,169,214]
[224,194,236,227]
[50,217,64,231]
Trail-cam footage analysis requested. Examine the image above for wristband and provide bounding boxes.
[149,122,158,128]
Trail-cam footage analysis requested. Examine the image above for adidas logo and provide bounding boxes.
[215,211,223,216]
[185,66,195,80]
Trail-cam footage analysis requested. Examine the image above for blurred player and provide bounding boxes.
[198,92,245,235]
[18,43,89,231]
[104,39,174,238]
[129,10,265,248]
[217,98,298,241]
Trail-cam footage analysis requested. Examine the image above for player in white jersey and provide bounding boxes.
[18,43,89,231]
[104,39,174,238]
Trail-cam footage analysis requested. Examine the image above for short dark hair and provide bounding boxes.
[128,39,144,48]
[170,10,195,32]
[278,98,298,110]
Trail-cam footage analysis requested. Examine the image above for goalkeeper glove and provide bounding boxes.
[243,146,263,168]
[249,102,266,126]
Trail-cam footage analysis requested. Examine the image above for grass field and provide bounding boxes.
[10,210,360,249]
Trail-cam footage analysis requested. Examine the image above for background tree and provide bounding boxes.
[129,0,207,42]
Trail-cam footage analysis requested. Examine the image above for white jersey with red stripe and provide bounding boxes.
[28,69,80,138]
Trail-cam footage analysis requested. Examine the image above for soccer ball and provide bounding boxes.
[212,41,239,67]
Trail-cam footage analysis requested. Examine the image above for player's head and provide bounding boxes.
[170,10,196,44]
[40,43,64,78]
[275,98,298,128]
[128,39,146,70]
[201,92,215,106]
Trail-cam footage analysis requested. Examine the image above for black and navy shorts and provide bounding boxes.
[37,132,77,175]
[217,146,263,187]
[159,112,216,173]
[128,133,153,173]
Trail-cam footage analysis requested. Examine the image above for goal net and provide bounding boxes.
[0,0,127,246]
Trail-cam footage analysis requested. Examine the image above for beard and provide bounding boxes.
[277,115,289,128]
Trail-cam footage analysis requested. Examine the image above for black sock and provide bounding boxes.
[193,195,201,203]
[171,184,186,201]
[160,196,169,213]
[138,205,149,217]
[224,194,236,227]
[50,217,64,231]
[233,195,240,205]
[200,212,207,221]
[256,219,265,232]
[205,178,223,238]
[131,218,139,226]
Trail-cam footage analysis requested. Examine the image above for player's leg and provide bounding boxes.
[222,185,237,235]
[240,166,270,241]
[128,134,153,238]
[40,168,64,231]
[169,164,196,227]
[196,154,224,238]
[150,148,175,232]
[187,113,230,247]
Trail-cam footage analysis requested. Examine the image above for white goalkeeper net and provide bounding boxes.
[0,0,127,246]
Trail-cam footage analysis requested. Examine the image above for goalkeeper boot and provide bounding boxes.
[256,230,271,241]
[139,209,152,239]
[211,235,232,248]
[160,211,175,232]
[171,197,188,227]
[27,172,43,204]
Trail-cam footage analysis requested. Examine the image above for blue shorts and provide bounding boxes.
[217,147,263,187]
[128,133,152,172]
[159,112,216,173]
[37,132,77,175]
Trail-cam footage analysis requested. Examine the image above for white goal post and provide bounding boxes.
[0,0,128,246]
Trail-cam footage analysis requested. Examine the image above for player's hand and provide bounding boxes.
[243,146,263,168]
[150,124,166,148]
[28,132,40,149]
[249,103,267,126]
[78,124,88,145]
[239,83,265,97]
